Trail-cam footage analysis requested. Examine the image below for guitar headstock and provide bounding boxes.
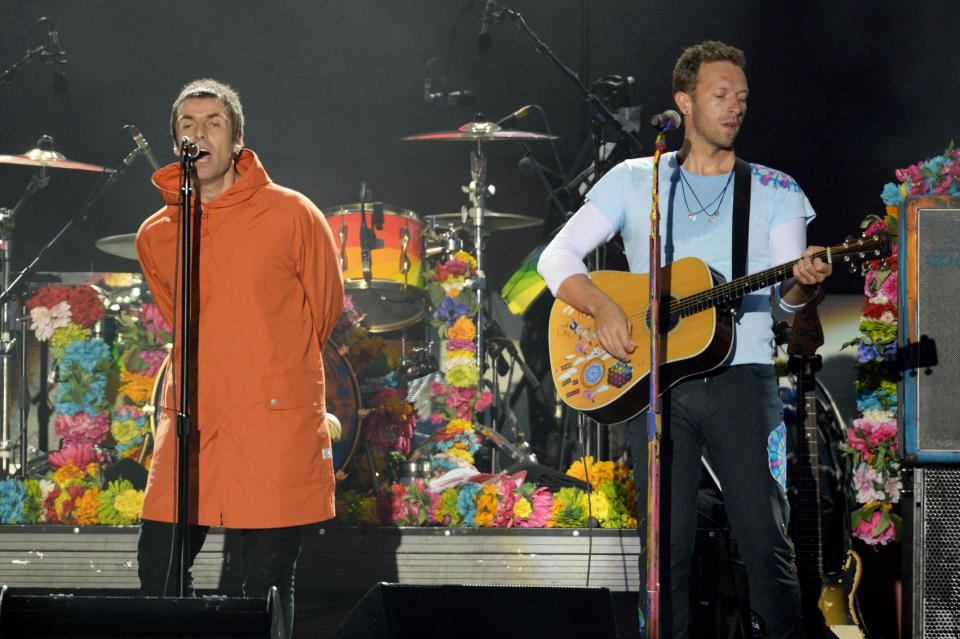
[828,231,891,269]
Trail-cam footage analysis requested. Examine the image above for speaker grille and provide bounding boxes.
[914,468,960,637]
[915,208,960,452]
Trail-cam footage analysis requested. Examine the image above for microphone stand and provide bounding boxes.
[0,45,48,86]
[497,4,642,177]
[0,149,131,478]
[173,139,199,597]
[642,129,670,639]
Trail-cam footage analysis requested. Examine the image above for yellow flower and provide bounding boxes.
[446,419,471,433]
[453,251,477,268]
[445,363,479,388]
[54,461,84,485]
[111,418,142,444]
[114,489,145,521]
[475,485,499,526]
[360,498,381,526]
[447,317,476,341]
[445,447,475,464]
[588,491,611,522]
[50,323,91,351]
[514,497,533,519]
[76,487,101,525]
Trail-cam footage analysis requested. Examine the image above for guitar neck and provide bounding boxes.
[678,249,828,317]
[796,368,825,579]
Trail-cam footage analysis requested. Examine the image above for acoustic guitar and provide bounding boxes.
[546,233,889,424]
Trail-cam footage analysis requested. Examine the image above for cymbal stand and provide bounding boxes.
[0,169,49,475]
[0,140,140,477]
[460,143,493,397]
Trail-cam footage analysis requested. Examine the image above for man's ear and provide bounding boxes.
[674,91,691,116]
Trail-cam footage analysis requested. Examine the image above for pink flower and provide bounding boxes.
[853,465,884,503]
[30,301,72,341]
[854,509,896,545]
[846,428,870,455]
[55,411,111,445]
[866,424,898,449]
[48,441,105,468]
[880,270,897,305]
[140,349,168,377]
[517,487,553,528]
[141,303,171,343]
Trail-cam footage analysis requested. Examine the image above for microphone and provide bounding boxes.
[180,137,200,159]
[424,88,477,106]
[128,126,162,171]
[496,104,533,127]
[650,109,682,132]
[477,0,498,54]
[45,20,68,94]
[518,156,563,181]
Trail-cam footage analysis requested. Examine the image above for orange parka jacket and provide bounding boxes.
[136,149,344,528]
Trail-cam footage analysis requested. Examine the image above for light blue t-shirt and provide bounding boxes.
[585,151,816,365]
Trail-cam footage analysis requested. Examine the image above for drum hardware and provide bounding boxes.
[425,209,540,235]
[0,135,109,173]
[94,233,138,260]
[403,120,558,424]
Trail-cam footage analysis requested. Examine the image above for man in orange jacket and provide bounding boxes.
[135,79,344,638]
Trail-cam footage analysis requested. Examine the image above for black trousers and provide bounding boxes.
[137,519,302,639]
[630,364,803,639]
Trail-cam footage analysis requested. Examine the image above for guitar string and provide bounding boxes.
[620,241,884,323]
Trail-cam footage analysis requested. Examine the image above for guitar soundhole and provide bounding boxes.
[644,297,680,335]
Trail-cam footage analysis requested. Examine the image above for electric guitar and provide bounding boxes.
[546,233,889,424]
[788,290,867,639]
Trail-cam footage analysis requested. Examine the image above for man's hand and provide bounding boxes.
[784,245,833,305]
[556,273,637,361]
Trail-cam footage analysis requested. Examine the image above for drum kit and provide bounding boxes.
[0,119,557,475]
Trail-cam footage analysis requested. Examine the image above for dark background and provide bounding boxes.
[1,0,956,294]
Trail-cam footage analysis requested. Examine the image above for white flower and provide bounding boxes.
[853,464,885,503]
[29,301,72,341]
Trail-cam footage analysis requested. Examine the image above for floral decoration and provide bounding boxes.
[840,209,902,544]
[881,143,960,205]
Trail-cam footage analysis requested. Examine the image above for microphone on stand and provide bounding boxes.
[477,0,499,54]
[496,104,533,127]
[650,109,682,132]
[43,19,68,94]
[126,126,162,171]
[180,137,200,159]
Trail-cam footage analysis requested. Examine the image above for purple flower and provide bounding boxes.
[857,341,879,363]
[433,296,469,327]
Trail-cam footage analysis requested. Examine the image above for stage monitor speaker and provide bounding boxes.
[903,467,960,638]
[898,199,960,463]
[334,583,618,639]
[0,588,280,638]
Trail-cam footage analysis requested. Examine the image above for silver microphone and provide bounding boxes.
[128,126,161,171]
[180,137,200,159]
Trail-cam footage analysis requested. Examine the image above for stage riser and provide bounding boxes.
[0,526,642,592]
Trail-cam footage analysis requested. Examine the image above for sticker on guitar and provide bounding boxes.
[554,311,634,403]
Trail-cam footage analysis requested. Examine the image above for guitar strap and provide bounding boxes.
[731,157,752,280]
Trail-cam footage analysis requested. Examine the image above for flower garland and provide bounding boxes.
[840,212,902,545]
[881,143,960,205]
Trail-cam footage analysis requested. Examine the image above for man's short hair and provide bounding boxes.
[169,78,244,151]
[672,41,746,96]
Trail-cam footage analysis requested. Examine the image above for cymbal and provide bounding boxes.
[0,146,108,173]
[402,121,557,142]
[425,210,541,234]
[95,233,138,260]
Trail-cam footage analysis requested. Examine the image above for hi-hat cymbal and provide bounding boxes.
[425,210,541,234]
[95,233,138,260]
[0,145,108,173]
[402,121,558,142]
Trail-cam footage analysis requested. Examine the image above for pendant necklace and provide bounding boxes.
[679,168,734,222]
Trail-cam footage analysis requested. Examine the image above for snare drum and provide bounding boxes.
[147,342,361,473]
[325,204,425,333]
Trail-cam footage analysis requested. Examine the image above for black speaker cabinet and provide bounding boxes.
[334,583,618,639]
[903,467,960,638]
[0,587,279,638]
[898,198,960,463]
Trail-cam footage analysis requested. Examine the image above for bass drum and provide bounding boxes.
[147,341,361,473]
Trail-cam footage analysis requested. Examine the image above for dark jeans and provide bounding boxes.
[630,364,803,639]
[137,520,302,639]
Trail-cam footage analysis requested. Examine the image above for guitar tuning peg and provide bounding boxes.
[848,262,859,274]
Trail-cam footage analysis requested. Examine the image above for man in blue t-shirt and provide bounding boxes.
[538,41,832,638]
